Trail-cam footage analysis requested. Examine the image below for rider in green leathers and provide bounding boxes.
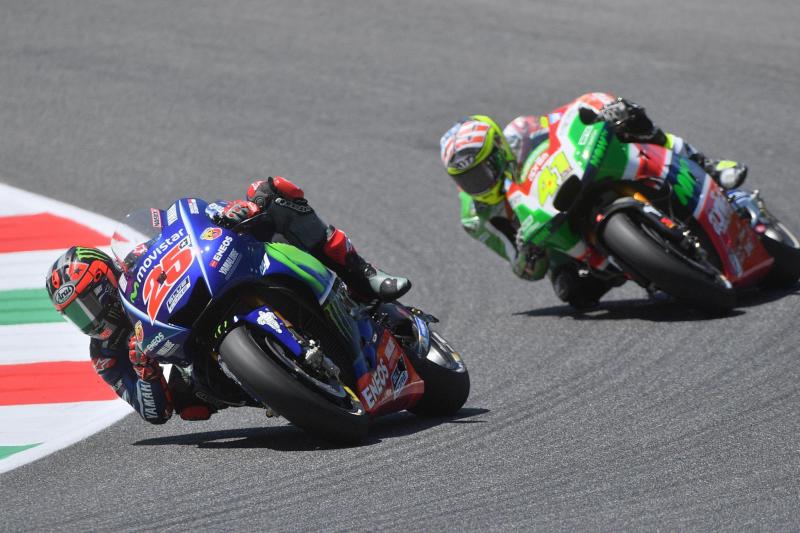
[440,92,747,307]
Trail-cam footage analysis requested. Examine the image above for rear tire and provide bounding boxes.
[601,213,736,313]
[218,326,368,444]
[408,331,470,417]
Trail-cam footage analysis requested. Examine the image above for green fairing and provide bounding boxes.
[674,158,697,206]
[517,114,633,254]
[519,140,550,184]
[459,191,514,261]
[461,110,645,270]
[265,242,332,296]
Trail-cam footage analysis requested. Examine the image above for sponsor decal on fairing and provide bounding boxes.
[360,360,389,409]
[135,229,187,284]
[219,249,241,277]
[209,236,233,268]
[391,356,409,392]
[155,339,178,357]
[134,321,144,343]
[187,198,199,214]
[140,231,193,324]
[143,332,165,354]
[166,205,178,226]
[256,310,282,333]
[200,227,223,241]
[165,276,191,313]
[259,252,271,275]
[150,208,162,229]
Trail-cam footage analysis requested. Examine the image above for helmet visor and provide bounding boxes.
[61,284,118,339]
[451,146,505,196]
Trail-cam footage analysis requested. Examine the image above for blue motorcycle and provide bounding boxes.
[111,198,469,443]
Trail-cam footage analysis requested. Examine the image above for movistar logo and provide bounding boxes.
[674,158,697,206]
[129,281,140,302]
[74,247,107,261]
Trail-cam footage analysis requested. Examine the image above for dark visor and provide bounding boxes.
[452,146,503,195]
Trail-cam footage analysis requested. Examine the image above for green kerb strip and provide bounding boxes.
[0,443,41,460]
[0,289,64,325]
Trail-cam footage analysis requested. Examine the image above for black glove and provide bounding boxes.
[215,199,260,228]
[599,97,666,144]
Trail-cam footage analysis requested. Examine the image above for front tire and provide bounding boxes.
[600,213,736,313]
[760,220,800,288]
[408,331,470,417]
[218,326,369,444]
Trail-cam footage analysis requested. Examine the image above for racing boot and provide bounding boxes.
[550,263,614,309]
[690,154,748,190]
[167,365,222,421]
[319,226,411,302]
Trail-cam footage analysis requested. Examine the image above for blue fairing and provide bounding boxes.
[118,198,334,364]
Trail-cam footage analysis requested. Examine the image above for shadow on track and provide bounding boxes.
[517,286,799,322]
[132,407,489,451]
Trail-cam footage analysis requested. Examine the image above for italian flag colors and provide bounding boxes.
[0,184,132,474]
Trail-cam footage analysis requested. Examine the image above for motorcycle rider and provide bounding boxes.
[45,177,411,424]
[440,92,748,308]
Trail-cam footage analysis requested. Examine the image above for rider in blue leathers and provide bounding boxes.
[47,177,411,423]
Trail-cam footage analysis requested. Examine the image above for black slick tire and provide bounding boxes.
[601,213,736,313]
[218,326,368,444]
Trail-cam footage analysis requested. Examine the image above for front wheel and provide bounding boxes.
[408,331,470,417]
[600,213,736,313]
[218,326,369,444]
[760,220,800,288]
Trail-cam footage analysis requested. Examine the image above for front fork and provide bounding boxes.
[592,196,723,284]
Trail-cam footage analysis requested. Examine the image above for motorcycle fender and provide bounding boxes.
[235,305,303,358]
[692,182,773,286]
[355,330,425,416]
[595,197,685,248]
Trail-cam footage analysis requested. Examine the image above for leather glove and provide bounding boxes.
[217,199,260,227]
[599,97,665,144]
[128,335,161,381]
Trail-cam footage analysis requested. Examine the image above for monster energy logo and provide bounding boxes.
[74,247,108,261]
[213,320,229,339]
[589,128,609,168]
[322,281,358,347]
[129,281,140,302]
[674,158,697,206]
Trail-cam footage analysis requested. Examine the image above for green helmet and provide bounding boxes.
[440,115,517,205]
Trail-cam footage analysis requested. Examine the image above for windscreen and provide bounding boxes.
[110,208,165,273]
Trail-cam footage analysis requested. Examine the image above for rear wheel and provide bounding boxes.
[600,213,736,313]
[408,331,470,417]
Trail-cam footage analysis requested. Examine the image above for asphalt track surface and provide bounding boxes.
[2,1,800,530]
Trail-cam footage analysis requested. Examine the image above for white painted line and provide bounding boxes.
[0,183,121,235]
[0,247,114,291]
[0,323,89,365]
[0,400,132,474]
